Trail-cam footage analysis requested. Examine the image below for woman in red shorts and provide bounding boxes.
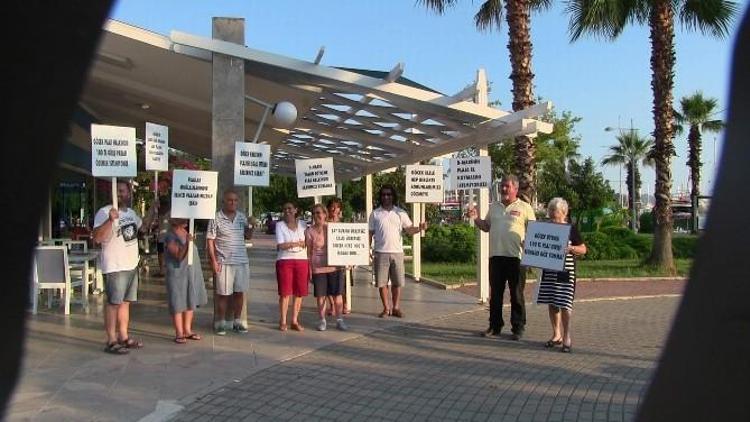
[275,202,308,331]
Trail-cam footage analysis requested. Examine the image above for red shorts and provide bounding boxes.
[275,259,309,297]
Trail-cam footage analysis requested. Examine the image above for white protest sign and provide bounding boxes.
[450,156,491,191]
[406,165,443,203]
[145,122,169,171]
[295,158,336,198]
[234,142,271,186]
[521,221,572,272]
[91,124,137,177]
[170,170,218,220]
[327,223,370,266]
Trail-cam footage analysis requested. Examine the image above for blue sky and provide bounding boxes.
[111,0,747,197]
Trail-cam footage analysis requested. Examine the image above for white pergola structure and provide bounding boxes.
[77,20,553,303]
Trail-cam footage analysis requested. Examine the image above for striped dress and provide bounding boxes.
[536,225,583,310]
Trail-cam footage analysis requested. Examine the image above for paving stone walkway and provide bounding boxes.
[178,296,678,422]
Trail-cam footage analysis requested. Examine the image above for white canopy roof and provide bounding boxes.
[77,20,552,179]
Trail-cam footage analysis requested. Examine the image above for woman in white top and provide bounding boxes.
[275,202,309,331]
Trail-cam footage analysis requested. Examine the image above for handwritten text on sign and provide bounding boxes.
[450,156,491,190]
[91,124,137,177]
[145,122,168,171]
[295,158,336,198]
[521,221,572,272]
[171,170,218,220]
[327,223,370,266]
[406,165,443,203]
[234,142,270,186]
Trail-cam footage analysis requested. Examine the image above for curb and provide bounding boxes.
[406,273,687,290]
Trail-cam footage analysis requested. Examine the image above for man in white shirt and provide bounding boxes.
[93,180,157,355]
[207,190,254,335]
[368,185,426,318]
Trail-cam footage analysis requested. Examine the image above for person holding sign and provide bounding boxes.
[368,185,426,318]
[207,190,253,336]
[326,197,350,315]
[306,204,348,331]
[164,218,208,344]
[467,175,535,341]
[275,202,309,331]
[93,180,158,355]
[536,198,586,353]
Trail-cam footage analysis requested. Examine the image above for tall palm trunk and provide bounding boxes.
[506,0,536,203]
[625,162,641,218]
[687,125,702,198]
[647,0,676,273]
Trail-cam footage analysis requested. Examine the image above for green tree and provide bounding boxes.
[674,91,724,198]
[419,0,553,203]
[601,131,654,230]
[253,174,313,217]
[566,0,738,272]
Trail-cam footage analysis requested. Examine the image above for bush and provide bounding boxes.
[672,235,698,259]
[639,211,654,233]
[423,224,476,263]
[581,231,639,260]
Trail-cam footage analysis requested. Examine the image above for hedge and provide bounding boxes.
[422,224,476,263]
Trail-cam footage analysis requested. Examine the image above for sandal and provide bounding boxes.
[378,310,390,318]
[185,333,201,341]
[103,342,129,355]
[290,322,304,332]
[119,337,144,349]
[561,344,572,353]
[391,309,403,318]
[279,323,288,332]
[174,336,187,344]
[544,339,562,348]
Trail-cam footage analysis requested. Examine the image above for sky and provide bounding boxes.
[110,0,748,197]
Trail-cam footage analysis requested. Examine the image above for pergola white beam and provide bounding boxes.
[169,30,509,121]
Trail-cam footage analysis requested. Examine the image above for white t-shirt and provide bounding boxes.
[368,206,413,253]
[275,220,308,260]
[93,206,142,273]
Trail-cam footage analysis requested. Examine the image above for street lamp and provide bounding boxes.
[605,119,640,232]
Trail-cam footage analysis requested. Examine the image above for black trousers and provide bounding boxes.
[488,256,526,333]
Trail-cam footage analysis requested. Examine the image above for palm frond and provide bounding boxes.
[566,0,644,42]
[474,0,503,31]
[702,119,724,132]
[417,0,460,15]
[679,0,740,38]
[531,0,554,13]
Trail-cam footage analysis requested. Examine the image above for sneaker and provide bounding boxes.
[214,323,227,336]
[511,331,524,341]
[233,323,248,334]
[336,319,348,331]
[317,319,327,331]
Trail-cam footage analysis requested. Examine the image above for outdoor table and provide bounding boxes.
[68,250,102,294]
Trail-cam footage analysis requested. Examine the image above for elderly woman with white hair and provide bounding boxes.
[536,197,587,353]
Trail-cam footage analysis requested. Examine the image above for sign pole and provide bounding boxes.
[188,218,195,266]
[111,177,119,229]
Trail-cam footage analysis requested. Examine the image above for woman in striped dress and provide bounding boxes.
[536,198,587,353]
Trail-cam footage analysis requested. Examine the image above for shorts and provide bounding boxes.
[215,263,250,296]
[312,270,344,297]
[373,252,405,288]
[276,259,309,297]
[156,241,165,253]
[104,270,139,305]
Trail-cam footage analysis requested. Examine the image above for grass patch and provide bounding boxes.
[406,259,692,285]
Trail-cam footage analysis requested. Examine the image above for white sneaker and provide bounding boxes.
[317,319,327,331]
[336,319,348,331]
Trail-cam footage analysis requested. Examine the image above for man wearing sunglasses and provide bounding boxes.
[368,185,426,318]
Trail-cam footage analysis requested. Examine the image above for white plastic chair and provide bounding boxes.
[63,240,93,294]
[31,246,86,315]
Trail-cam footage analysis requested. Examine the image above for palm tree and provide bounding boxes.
[674,92,724,198]
[419,0,552,203]
[566,0,738,272]
[602,132,654,230]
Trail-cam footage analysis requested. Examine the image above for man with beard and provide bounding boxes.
[93,180,158,354]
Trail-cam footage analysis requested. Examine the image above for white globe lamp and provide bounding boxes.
[272,101,297,127]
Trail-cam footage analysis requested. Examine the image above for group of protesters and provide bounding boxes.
[92,175,584,356]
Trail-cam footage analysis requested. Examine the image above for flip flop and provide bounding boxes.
[544,340,562,348]
[174,336,187,344]
[185,333,201,341]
